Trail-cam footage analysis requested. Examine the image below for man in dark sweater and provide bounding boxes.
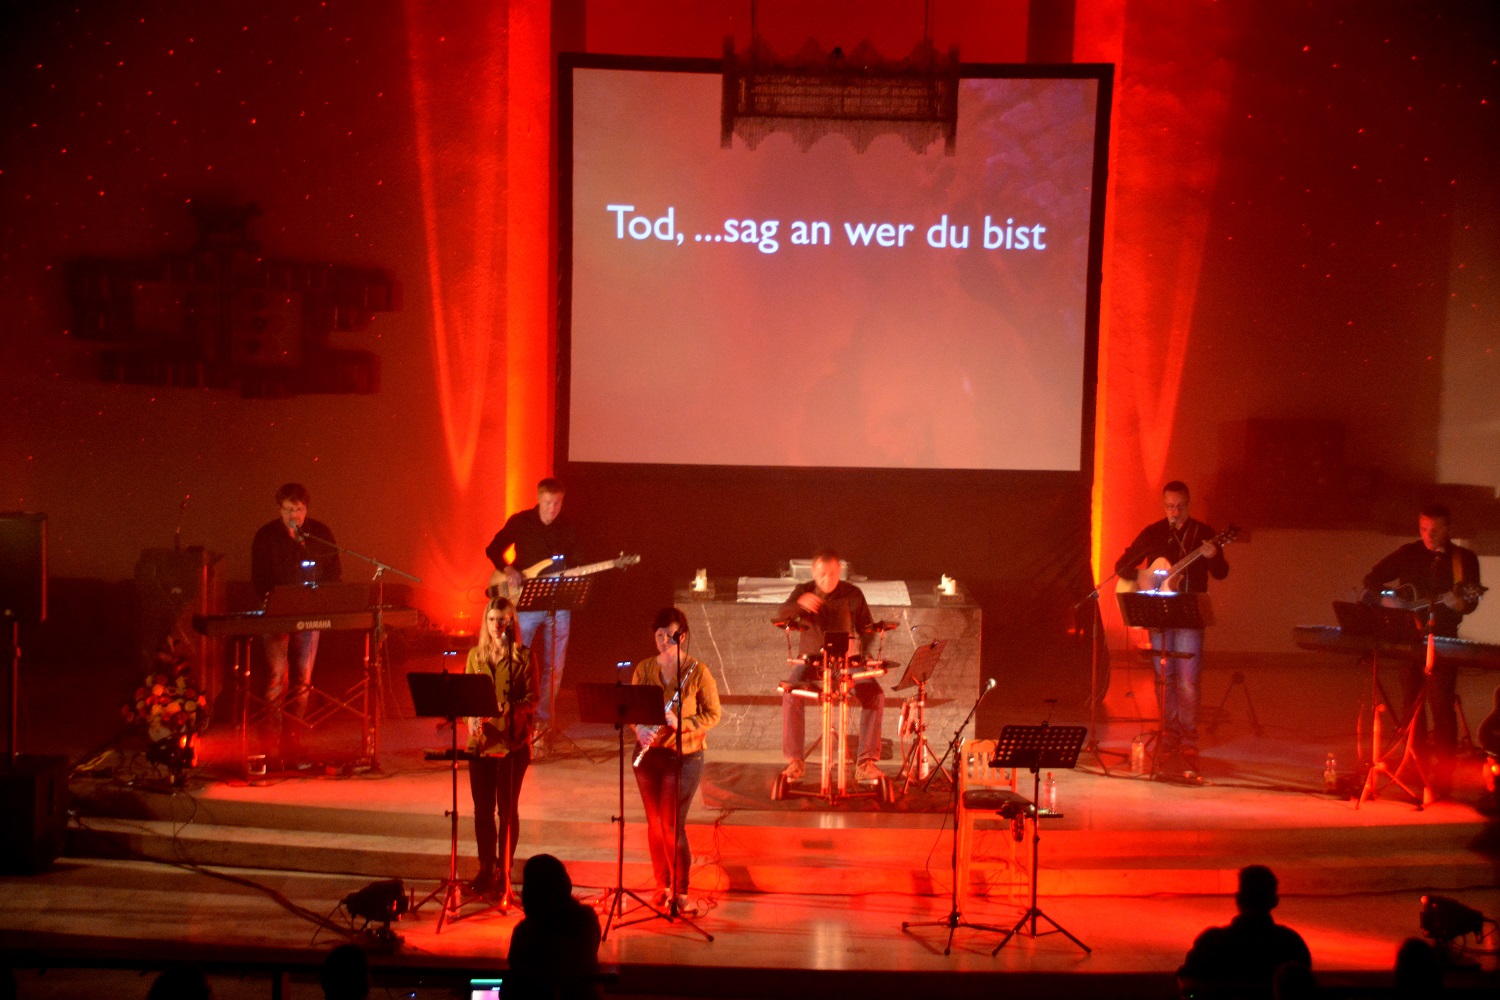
[1114,480,1229,781]
[250,482,341,762]
[776,549,885,783]
[1362,503,1483,801]
[1178,865,1312,1000]
[485,478,579,740]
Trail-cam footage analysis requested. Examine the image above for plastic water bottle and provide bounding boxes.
[1130,735,1146,774]
[1323,753,1338,794]
[1042,772,1057,813]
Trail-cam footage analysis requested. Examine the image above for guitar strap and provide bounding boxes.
[1452,549,1464,586]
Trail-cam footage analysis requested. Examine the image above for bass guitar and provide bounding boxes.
[1117,524,1240,594]
[486,553,641,603]
[634,660,699,767]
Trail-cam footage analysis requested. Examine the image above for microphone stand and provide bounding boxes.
[901,681,1000,953]
[297,529,420,771]
[1077,567,1129,775]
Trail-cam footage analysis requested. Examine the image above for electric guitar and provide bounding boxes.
[634,660,699,767]
[485,553,641,603]
[1117,524,1240,594]
[1376,580,1487,615]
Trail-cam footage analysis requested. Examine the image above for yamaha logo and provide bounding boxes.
[296,619,333,630]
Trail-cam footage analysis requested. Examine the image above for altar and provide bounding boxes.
[676,578,983,755]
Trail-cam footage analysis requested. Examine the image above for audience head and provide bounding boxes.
[1394,936,1443,996]
[147,967,213,1000]
[520,853,575,920]
[1235,865,1280,915]
[319,943,370,1000]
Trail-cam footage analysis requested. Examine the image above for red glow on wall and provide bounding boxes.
[404,0,552,623]
[1076,2,1239,613]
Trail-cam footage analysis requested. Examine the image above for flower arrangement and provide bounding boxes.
[124,661,208,743]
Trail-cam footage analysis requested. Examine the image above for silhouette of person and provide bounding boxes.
[504,854,601,1000]
[1178,865,1312,1000]
[1393,937,1443,997]
[146,967,213,1000]
[319,943,370,1000]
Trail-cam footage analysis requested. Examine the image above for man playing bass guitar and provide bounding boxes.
[1115,480,1230,782]
[485,478,578,749]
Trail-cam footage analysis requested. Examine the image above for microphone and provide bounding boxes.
[291,522,306,542]
[669,631,685,645]
[979,677,997,698]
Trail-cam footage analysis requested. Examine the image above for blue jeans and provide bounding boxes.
[517,609,570,726]
[1151,628,1202,753]
[633,748,703,895]
[782,661,885,763]
[263,630,319,748]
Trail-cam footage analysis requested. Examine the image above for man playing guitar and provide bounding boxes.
[485,478,578,748]
[1115,480,1230,782]
[1362,503,1484,802]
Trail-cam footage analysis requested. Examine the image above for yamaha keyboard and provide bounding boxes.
[1293,625,1500,670]
[193,606,420,637]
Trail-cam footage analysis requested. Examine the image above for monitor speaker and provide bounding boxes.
[0,513,47,625]
[0,754,69,874]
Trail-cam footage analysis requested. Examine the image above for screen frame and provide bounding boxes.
[556,52,1113,485]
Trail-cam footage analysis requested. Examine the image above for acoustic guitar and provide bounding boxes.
[485,553,641,603]
[1117,524,1240,594]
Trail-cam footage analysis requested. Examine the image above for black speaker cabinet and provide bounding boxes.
[0,512,47,624]
[0,754,69,874]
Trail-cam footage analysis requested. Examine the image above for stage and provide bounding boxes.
[3,652,1499,998]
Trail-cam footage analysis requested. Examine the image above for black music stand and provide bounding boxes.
[989,723,1090,955]
[577,681,712,941]
[407,672,499,932]
[1116,592,1213,780]
[518,576,594,760]
[893,639,950,792]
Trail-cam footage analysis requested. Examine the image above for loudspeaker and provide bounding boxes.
[0,512,47,624]
[0,754,69,874]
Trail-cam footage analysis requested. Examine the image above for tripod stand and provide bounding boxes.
[1076,573,1130,775]
[517,576,595,762]
[901,679,1002,954]
[578,681,712,941]
[893,639,950,793]
[989,723,1090,955]
[406,671,500,932]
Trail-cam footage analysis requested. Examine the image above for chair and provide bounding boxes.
[955,738,1029,898]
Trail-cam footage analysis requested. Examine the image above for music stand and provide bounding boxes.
[1116,592,1213,779]
[517,576,595,760]
[406,672,498,932]
[576,682,710,941]
[893,639,950,792]
[988,724,1090,955]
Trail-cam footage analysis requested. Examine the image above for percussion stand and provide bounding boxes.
[406,670,499,932]
[901,679,1002,954]
[774,633,888,805]
[893,639,951,793]
[990,723,1091,955]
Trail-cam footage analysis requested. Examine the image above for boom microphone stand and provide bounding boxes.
[901,678,1001,954]
[1076,569,1129,775]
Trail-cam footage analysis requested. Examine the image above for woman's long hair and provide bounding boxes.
[478,597,519,663]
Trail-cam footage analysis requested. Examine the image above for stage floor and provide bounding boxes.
[3,654,1499,998]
